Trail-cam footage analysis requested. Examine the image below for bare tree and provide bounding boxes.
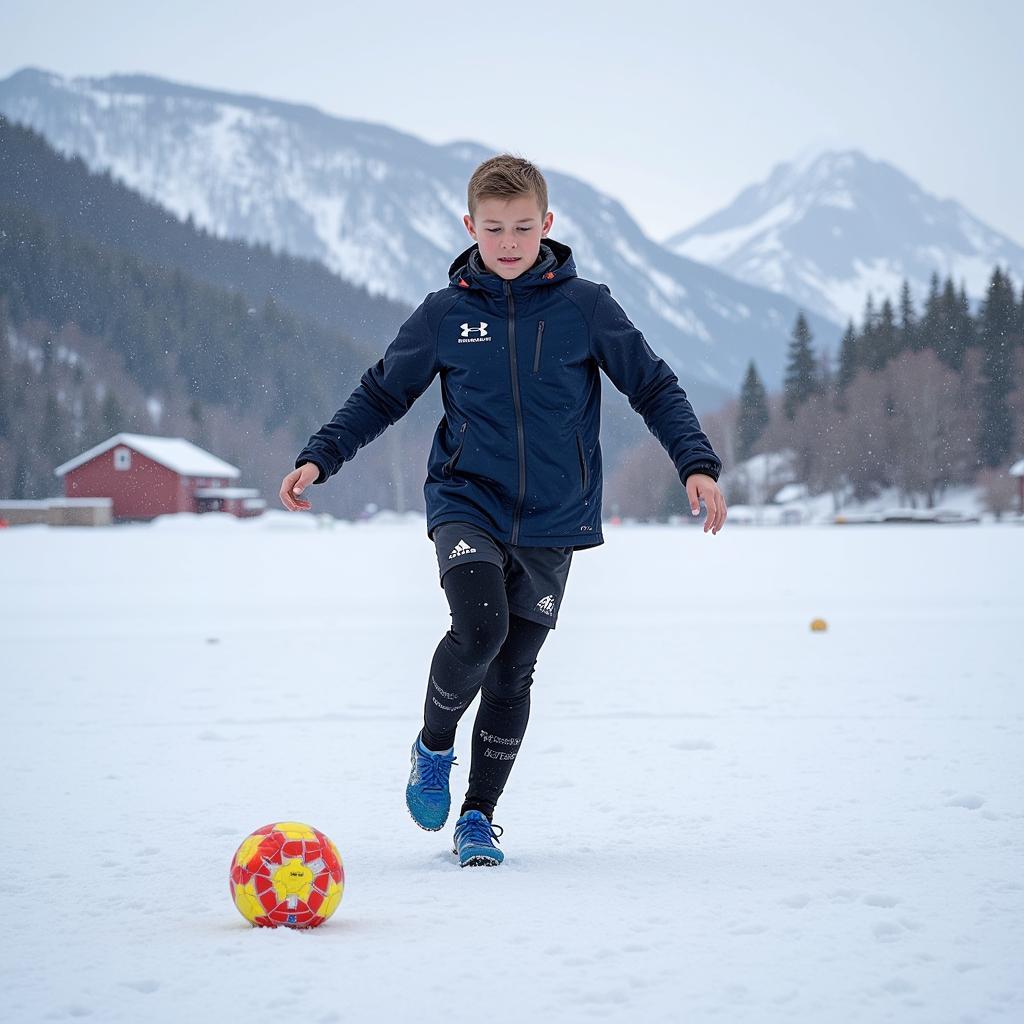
[604,435,673,520]
[761,390,840,505]
[884,350,974,506]
[834,350,973,507]
[977,466,1018,520]
[1008,348,1024,460]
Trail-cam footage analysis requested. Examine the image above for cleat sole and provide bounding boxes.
[460,855,501,867]
[452,846,503,867]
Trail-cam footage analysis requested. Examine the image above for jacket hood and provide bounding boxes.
[448,237,577,295]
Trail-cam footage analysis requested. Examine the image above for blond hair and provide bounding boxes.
[467,153,549,221]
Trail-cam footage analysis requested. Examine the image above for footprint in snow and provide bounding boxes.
[862,893,900,908]
[828,888,862,903]
[120,980,160,994]
[672,739,716,751]
[873,920,903,942]
[880,975,915,994]
[781,893,811,908]
[945,794,985,810]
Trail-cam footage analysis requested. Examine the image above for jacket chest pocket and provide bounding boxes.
[575,430,589,492]
[442,421,468,479]
[532,320,545,374]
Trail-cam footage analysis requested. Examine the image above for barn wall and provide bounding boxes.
[64,448,185,520]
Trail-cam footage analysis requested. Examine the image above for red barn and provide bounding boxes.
[54,433,265,521]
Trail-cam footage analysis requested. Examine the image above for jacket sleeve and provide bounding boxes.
[590,284,722,484]
[295,293,440,484]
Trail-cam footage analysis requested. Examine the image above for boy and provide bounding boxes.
[280,154,726,867]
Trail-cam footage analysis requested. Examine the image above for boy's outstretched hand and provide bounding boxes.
[279,462,320,511]
[686,473,727,535]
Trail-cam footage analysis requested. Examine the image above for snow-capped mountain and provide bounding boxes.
[0,67,839,402]
[666,150,1024,325]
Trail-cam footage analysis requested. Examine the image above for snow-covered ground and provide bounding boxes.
[1,513,1022,1023]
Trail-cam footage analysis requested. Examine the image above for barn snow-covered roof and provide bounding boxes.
[54,433,240,479]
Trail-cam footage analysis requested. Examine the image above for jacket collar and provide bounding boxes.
[448,237,577,296]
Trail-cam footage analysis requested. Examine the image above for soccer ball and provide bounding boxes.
[230,821,344,928]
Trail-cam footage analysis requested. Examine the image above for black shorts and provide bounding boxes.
[432,521,574,629]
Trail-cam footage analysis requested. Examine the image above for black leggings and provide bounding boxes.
[421,561,552,820]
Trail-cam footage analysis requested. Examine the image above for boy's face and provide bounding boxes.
[464,194,555,280]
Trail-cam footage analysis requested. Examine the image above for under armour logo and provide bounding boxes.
[460,322,488,337]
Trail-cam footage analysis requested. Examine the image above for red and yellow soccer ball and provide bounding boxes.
[230,821,344,928]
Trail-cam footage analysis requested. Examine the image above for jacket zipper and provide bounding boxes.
[504,281,527,544]
[442,421,468,478]
[532,320,545,374]
[576,430,589,492]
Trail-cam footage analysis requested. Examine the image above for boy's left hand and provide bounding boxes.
[686,474,727,535]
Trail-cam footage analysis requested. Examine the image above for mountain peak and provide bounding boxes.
[667,149,1023,323]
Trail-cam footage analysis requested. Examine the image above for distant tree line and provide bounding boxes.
[604,266,1024,519]
[732,267,1024,509]
[0,116,448,515]
[0,203,441,512]
[0,117,412,345]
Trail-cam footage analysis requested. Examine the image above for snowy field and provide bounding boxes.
[1,513,1022,1024]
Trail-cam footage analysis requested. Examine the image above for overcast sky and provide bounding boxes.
[4,0,1023,244]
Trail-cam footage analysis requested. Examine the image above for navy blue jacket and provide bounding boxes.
[296,237,722,549]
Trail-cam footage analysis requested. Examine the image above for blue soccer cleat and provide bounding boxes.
[452,809,504,867]
[406,733,458,831]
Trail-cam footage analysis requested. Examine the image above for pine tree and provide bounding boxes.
[12,450,30,500]
[977,267,1017,467]
[783,312,819,420]
[76,374,103,451]
[873,298,898,370]
[919,272,942,353]
[0,298,11,438]
[40,387,63,492]
[858,294,878,369]
[188,396,209,450]
[836,320,858,398]
[100,389,126,438]
[898,280,916,355]
[818,346,835,394]
[955,283,975,365]
[935,277,964,369]
[41,331,54,377]
[736,360,769,461]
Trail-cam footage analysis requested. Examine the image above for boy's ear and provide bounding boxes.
[542,210,554,236]
[463,213,477,239]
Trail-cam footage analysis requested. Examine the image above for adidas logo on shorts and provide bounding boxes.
[535,595,555,615]
[448,539,477,560]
